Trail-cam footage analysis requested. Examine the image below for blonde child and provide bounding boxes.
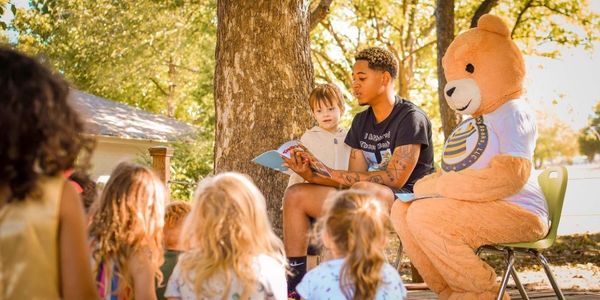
[165,172,287,300]
[156,201,191,300]
[89,162,167,300]
[296,190,406,300]
[0,47,97,299]
[287,83,351,188]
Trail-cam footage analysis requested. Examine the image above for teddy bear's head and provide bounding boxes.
[442,14,525,116]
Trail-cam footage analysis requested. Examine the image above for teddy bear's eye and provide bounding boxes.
[466,63,475,74]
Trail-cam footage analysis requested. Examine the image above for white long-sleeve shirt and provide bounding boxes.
[287,126,351,188]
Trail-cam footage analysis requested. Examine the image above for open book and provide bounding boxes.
[252,140,332,177]
[395,193,442,203]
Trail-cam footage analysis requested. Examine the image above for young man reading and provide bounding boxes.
[283,47,435,297]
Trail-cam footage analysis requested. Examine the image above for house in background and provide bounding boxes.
[72,90,196,181]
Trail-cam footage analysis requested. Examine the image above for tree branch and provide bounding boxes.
[312,49,352,87]
[370,7,384,42]
[309,0,333,31]
[149,77,169,96]
[470,0,499,28]
[402,40,436,62]
[511,0,534,38]
[539,2,572,19]
[166,63,200,74]
[313,53,333,83]
[323,20,354,67]
[404,0,418,50]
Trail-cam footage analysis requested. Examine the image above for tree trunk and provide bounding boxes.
[214,1,315,236]
[435,0,461,140]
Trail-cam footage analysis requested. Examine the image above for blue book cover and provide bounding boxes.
[252,140,331,177]
[252,150,288,172]
[394,193,442,203]
[252,140,302,172]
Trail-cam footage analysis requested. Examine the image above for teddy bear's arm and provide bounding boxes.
[435,154,531,202]
[413,169,442,197]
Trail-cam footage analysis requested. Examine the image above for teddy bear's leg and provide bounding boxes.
[406,198,547,299]
[390,201,451,297]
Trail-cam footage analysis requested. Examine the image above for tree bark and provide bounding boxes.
[435,0,461,140]
[214,1,314,235]
[309,0,334,31]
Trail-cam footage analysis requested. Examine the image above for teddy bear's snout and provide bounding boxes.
[444,79,481,115]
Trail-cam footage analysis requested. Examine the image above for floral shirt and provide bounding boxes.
[297,258,407,300]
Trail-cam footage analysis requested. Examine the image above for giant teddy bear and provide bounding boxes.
[390,14,550,300]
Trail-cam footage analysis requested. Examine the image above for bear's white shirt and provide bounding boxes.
[441,99,548,222]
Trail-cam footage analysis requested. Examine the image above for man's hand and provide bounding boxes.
[282,149,314,181]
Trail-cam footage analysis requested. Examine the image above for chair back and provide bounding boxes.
[537,166,568,246]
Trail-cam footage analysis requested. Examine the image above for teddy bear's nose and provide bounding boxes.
[446,87,456,97]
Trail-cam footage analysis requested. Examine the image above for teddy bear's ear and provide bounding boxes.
[477,14,510,37]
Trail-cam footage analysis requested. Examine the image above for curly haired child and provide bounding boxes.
[89,162,167,300]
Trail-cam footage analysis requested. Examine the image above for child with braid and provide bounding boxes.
[297,191,406,300]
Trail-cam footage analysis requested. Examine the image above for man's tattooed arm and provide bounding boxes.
[328,144,420,189]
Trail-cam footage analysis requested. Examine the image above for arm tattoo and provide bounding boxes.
[368,175,384,184]
[343,172,361,186]
[385,170,396,182]
[387,145,419,182]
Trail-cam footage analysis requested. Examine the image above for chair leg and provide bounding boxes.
[531,249,565,300]
[394,239,403,271]
[510,267,529,300]
[497,249,515,300]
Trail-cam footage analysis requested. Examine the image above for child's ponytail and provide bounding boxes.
[342,205,386,300]
[320,191,389,300]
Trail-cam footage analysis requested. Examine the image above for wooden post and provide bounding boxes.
[148,146,174,184]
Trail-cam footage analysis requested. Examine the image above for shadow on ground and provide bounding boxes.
[386,233,600,291]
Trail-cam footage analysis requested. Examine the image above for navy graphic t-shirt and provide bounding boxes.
[345,97,434,192]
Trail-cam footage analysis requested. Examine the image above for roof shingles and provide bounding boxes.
[71,90,196,142]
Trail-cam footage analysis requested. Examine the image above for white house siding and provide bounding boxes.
[89,135,167,181]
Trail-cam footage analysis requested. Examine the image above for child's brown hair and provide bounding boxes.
[0,47,94,202]
[164,201,191,249]
[308,83,345,113]
[317,190,390,300]
[164,201,191,229]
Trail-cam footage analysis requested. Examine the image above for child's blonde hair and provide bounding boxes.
[308,83,345,113]
[89,162,167,296]
[317,190,390,300]
[179,172,285,299]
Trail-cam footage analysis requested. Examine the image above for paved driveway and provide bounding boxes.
[556,163,600,235]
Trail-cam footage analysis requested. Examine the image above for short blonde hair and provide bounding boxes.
[308,83,345,113]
